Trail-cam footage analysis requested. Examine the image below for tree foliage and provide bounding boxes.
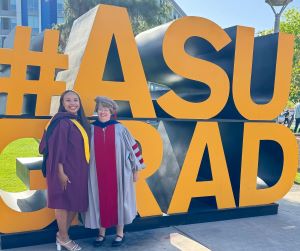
[258,8,300,105]
[54,0,173,50]
[280,9,300,104]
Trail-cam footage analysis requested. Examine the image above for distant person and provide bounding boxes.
[283,109,290,125]
[39,90,90,251]
[294,100,300,133]
[84,96,145,247]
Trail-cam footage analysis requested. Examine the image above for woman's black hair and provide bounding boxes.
[58,90,90,138]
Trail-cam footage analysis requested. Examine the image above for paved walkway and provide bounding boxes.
[3,185,300,251]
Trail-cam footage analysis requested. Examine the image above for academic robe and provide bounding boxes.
[39,112,89,212]
[84,121,145,229]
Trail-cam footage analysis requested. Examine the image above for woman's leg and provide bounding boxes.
[56,210,82,250]
[55,209,69,241]
[112,225,125,246]
[66,211,77,231]
[99,226,106,237]
[295,118,300,133]
[116,224,124,237]
[93,226,106,246]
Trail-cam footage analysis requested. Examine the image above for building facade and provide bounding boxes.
[0,0,64,47]
[0,0,17,47]
[21,0,64,34]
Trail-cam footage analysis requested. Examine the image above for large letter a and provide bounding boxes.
[73,4,156,118]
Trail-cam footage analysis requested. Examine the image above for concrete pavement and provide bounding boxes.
[3,185,300,251]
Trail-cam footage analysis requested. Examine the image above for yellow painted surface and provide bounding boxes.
[232,27,294,120]
[168,122,236,214]
[239,123,298,206]
[0,27,68,116]
[74,5,156,118]
[158,17,231,119]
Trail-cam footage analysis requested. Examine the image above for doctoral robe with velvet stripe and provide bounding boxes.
[39,112,89,212]
[84,122,145,229]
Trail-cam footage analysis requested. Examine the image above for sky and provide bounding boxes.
[175,0,300,32]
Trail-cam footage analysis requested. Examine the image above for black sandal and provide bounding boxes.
[112,234,125,247]
[93,235,106,247]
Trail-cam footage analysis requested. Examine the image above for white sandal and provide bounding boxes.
[56,237,82,251]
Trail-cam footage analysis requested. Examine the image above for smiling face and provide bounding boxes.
[62,92,80,115]
[97,106,112,123]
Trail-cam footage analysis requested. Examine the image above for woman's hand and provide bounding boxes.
[58,163,71,190]
[133,171,138,182]
[58,172,71,190]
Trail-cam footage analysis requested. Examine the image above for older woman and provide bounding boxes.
[84,96,145,247]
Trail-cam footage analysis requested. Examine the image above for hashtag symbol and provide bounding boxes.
[0,26,68,115]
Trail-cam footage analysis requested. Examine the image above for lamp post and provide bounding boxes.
[265,0,293,33]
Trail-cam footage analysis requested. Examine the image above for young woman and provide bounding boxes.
[84,96,145,247]
[39,90,90,251]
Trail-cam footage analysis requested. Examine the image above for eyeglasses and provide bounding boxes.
[98,108,111,113]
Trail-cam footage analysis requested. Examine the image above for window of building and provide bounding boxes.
[57,0,64,14]
[0,17,16,33]
[57,17,64,24]
[27,0,39,14]
[1,0,9,10]
[10,0,16,10]
[1,18,10,30]
[28,15,39,34]
[1,0,17,11]
[57,0,64,24]
[0,36,6,47]
[10,18,16,30]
